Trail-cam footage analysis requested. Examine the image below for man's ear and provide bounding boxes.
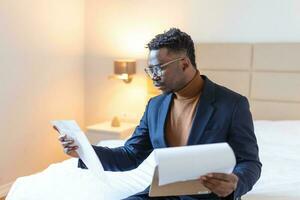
[182,63,188,71]
[182,58,190,71]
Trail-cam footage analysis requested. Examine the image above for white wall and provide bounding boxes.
[0,0,85,188]
[1,0,300,194]
[84,0,300,126]
[185,0,300,42]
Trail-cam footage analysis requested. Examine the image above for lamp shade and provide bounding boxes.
[114,60,136,75]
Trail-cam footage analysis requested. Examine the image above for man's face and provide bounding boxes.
[147,48,186,93]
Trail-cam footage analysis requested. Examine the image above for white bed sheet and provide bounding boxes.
[6,121,300,200]
[243,121,300,200]
[6,140,155,200]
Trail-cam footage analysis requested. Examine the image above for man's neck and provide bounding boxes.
[175,70,203,99]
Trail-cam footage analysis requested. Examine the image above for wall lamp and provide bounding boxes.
[109,60,136,83]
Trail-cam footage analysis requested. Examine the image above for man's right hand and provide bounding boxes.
[53,126,79,158]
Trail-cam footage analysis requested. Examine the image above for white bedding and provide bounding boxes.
[244,121,300,200]
[6,140,155,200]
[6,121,300,200]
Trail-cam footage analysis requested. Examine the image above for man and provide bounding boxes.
[56,28,261,200]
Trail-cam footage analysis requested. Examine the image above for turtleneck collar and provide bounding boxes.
[174,70,204,100]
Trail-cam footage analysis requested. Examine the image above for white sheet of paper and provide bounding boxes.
[153,143,236,186]
[51,120,106,182]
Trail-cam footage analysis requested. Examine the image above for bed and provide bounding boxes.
[6,120,300,200]
[6,43,300,199]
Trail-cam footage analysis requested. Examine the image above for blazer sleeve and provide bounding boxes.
[78,100,153,171]
[228,96,262,199]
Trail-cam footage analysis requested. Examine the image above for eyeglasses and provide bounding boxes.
[144,57,184,79]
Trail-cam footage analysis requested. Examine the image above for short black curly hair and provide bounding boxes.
[146,28,197,68]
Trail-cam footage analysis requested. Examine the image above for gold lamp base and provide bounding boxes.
[111,116,121,127]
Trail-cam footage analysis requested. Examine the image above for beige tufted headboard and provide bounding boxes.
[147,43,300,120]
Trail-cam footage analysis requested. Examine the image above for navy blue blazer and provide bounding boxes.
[79,76,262,199]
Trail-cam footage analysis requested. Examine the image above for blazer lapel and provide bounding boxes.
[187,76,216,145]
[157,93,173,148]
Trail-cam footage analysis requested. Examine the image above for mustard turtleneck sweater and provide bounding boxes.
[166,71,204,147]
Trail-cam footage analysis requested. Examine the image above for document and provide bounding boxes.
[153,143,236,186]
[51,120,106,181]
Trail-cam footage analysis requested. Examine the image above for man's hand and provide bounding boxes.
[53,126,79,158]
[200,173,238,198]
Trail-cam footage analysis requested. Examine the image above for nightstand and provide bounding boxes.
[86,121,137,144]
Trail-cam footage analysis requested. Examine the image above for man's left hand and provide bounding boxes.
[200,173,238,198]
